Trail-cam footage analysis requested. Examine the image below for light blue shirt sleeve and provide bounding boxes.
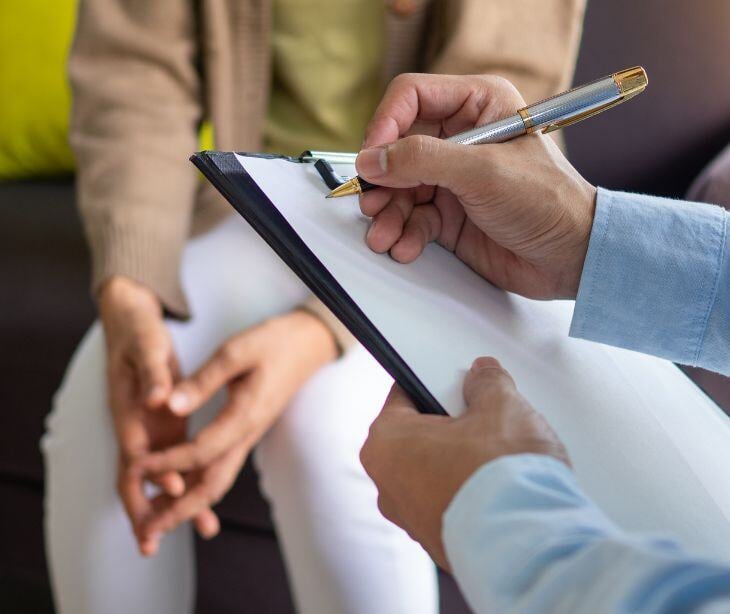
[570,188,729,376]
[441,191,730,612]
[443,455,730,614]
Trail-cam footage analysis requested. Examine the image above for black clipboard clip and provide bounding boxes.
[299,150,357,190]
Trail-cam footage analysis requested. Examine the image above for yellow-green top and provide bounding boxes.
[263,0,385,156]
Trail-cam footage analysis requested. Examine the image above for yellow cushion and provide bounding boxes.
[0,0,78,179]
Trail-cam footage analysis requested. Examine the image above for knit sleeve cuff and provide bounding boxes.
[300,296,356,356]
[87,219,190,319]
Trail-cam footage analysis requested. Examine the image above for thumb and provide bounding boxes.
[132,341,173,408]
[356,135,481,192]
[360,384,417,475]
[380,384,420,418]
[462,357,517,414]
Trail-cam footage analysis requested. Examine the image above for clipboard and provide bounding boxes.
[191,150,447,415]
[189,149,730,560]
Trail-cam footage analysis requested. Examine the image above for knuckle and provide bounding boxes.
[376,494,396,523]
[481,75,525,109]
[119,444,145,466]
[493,386,521,411]
[390,72,418,90]
[367,418,385,443]
[485,371,517,398]
[138,343,168,365]
[359,442,373,472]
[408,134,433,155]
[199,489,215,508]
[215,342,240,370]
[494,369,517,390]
[487,74,515,92]
[397,134,438,168]
[118,454,133,471]
[190,442,209,468]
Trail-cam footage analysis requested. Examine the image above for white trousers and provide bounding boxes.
[42,216,438,614]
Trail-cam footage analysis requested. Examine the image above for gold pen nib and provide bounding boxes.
[326,177,362,199]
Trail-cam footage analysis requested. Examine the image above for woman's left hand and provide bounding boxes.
[131,310,338,552]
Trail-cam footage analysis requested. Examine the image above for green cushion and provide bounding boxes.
[0,0,77,179]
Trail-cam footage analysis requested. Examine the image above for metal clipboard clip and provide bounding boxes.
[298,150,358,189]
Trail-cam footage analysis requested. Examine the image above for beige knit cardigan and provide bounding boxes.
[69,0,585,348]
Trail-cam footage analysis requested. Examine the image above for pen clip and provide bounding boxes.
[541,92,641,134]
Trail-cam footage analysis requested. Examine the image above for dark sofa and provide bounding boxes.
[2,1,729,612]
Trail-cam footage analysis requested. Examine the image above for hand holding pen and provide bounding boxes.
[327,67,647,198]
[350,72,647,300]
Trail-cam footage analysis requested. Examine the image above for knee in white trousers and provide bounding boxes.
[42,217,437,614]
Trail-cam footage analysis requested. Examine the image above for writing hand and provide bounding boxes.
[357,73,596,300]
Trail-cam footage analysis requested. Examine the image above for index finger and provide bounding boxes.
[362,74,524,148]
[168,335,256,416]
[117,466,151,540]
[136,381,259,474]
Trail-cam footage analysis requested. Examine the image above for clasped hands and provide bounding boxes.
[357,74,598,570]
[100,277,337,556]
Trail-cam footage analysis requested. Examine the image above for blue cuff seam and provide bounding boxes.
[577,189,614,338]
[693,211,727,364]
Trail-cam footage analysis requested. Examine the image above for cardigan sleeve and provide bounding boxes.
[428,0,586,104]
[69,0,202,317]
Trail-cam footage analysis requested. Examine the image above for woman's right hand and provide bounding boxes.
[98,276,218,556]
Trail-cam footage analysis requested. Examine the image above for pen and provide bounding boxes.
[326,66,648,199]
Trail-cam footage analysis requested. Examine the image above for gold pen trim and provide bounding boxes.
[518,108,535,134]
[613,66,649,97]
[541,66,648,134]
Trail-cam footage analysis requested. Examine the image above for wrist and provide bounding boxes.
[98,276,162,321]
[289,309,339,365]
[554,182,597,299]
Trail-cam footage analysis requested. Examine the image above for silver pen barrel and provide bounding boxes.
[445,72,634,146]
[325,67,646,198]
[446,114,526,145]
[523,75,620,130]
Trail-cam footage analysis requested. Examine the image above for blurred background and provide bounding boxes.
[1,0,729,612]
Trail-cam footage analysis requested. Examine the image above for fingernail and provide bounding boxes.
[470,357,501,372]
[169,475,185,496]
[147,385,165,401]
[168,391,188,414]
[144,530,161,541]
[366,220,378,241]
[357,147,388,179]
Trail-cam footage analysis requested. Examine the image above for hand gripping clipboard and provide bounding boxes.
[190,150,447,415]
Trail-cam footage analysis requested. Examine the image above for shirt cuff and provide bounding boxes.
[442,454,617,613]
[570,188,727,368]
